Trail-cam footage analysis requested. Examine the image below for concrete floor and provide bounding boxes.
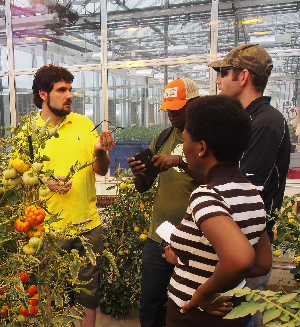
[74,309,140,327]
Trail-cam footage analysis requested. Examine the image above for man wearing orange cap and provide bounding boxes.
[128,77,205,327]
[207,43,291,327]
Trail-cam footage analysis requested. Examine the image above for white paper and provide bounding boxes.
[156,221,176,243]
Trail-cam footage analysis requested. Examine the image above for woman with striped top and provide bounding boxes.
[164,95,272,327]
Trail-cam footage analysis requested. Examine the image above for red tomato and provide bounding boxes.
[20,305,38,317]
[0,307,6,315]
[27,285,37,296]
[17,272,29,284]
[29,305,38,316]
[0,287,7,295]
[29,293,38,306]
[20,306,30,317]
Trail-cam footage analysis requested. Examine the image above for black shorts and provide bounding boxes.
[58,225,104,309]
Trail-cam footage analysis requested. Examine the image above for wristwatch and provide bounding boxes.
[178,156,188,168]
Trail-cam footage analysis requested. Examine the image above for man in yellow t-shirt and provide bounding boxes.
[32,64,115,327]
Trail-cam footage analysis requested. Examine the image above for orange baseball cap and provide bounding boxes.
[158,77,199,111]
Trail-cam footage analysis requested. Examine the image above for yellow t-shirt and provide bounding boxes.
[36,112,101,230]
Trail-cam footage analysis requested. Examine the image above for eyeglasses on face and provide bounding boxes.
[219,67,235,78]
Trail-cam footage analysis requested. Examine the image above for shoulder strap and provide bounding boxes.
[155,126,174,153]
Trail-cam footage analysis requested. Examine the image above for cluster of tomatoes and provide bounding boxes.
[14,205,46,233]
[0,272,39,322]
[14,205,46,254]
[0,157,51,197]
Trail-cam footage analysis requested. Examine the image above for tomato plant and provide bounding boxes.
[14,216,31,232]
[100,168,156,318]
[0,112,96,326]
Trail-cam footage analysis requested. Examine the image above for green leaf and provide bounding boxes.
[280,323,295,327]
[70,260,81,284]
[55,294,63,307]
[224,300,261,319]
[263,308,283,324]
[277,293,298,303]
[42,155,50,161]
[53,314,78,324]
[277,226,286,243]
[280,313,292,322]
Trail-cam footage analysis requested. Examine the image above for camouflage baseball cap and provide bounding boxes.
[207,44,273,77]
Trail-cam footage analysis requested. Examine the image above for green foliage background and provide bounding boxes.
[100,169,157,318]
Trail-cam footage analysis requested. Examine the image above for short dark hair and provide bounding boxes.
[232,67,271,94]
[32,64,74,109]
[185,95,252,162]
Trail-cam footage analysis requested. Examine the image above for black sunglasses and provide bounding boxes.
[219,67,235,78]
[91,120,124,133]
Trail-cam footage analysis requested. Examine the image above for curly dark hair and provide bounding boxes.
[185,95,252,162]
[32,64,74,109]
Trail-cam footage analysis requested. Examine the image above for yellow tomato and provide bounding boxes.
[11,158,30,173]
[119,182,127,191]
[139,233,147,241]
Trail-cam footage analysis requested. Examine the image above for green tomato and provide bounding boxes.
[127,183,133,189]
[8,176,22,187]
[32,162,41,173]
[22,171,39,186]
[2,178,9,186]
[3,168,18,179]
[118,250,124,255]
[39,186,51,197]
[273,249,282,257]
[28,237,41,249]
[17,314,29,322]
[23,244,36,255]
[119,182,127,191]
[134,226,140,232]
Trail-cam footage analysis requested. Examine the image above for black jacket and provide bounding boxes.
[240,96,291,241]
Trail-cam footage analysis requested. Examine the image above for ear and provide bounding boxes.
[198,140,208,157]
[39,90,47,101]
[240,69,251,87]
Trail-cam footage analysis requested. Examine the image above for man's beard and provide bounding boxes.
[47,98,72,118]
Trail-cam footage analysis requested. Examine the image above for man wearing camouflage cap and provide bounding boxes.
[208,43,291,327]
